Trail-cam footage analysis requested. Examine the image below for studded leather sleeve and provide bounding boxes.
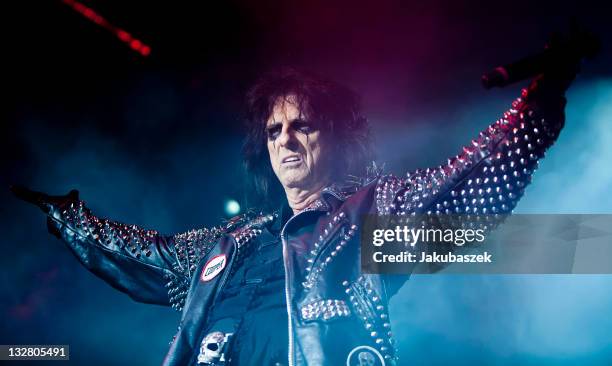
[375,85,566,217]
[48,201,223,310]
[375,81,568,297]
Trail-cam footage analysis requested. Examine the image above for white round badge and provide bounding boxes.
[200,254,227,282]
[346,345,385,366]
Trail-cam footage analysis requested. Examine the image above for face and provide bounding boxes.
[266,95,331,191]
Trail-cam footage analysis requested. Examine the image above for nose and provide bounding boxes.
[276,124,296,149]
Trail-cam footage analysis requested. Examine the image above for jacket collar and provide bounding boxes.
[270,181,361,233]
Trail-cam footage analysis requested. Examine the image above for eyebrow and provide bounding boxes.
[265,121,282,129]
[266,118,308,129]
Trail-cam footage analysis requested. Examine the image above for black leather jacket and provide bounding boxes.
[46,83,566,366]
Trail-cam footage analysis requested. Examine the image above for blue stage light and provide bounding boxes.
[225,199,241,216]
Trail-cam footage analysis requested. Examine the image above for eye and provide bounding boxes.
[266,125,281,141]
[293,120,314,135]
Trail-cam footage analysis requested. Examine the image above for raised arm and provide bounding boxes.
[11,186,224,311]
[375,72,572,218]
[374,64,578,296]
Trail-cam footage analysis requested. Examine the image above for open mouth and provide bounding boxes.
[282,155,302,164]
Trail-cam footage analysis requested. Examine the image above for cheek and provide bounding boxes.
[267,143,277,165]
[309,134,326,161]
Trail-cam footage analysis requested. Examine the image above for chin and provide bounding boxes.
[280,174,310,189]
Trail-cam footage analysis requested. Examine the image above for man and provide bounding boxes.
[12,57,577,364]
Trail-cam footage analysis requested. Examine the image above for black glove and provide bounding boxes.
[528,25,599,101]
[10,185,80,214]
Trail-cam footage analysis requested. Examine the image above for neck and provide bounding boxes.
[284,181,328,214]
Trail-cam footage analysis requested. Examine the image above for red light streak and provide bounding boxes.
[62,0,151,57]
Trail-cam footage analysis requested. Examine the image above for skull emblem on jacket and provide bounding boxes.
[347,346,385,366]
[197,331,231,364]
[358,351,376,366]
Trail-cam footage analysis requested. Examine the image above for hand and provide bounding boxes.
[529,25,599,99]
[10,185,79,214]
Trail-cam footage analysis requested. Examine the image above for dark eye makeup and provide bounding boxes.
[293,120,314,134]
[266,119,316,141]
[266,124,282,140]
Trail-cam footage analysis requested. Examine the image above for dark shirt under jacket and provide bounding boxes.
[202,205,320,365]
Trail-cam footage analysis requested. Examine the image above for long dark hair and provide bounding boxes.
[242,68,373,210]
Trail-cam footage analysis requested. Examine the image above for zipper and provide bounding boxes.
[281,232,294,366]
[280,207,322,366]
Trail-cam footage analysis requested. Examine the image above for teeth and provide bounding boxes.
[284,157,299,162]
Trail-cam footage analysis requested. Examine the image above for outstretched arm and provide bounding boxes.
[376,62,578,295]
[376,75,568,217]
[11,186,223,310]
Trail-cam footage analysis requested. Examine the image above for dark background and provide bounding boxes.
[2,0,612,365]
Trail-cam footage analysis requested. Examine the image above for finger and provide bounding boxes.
[67,189,80,201]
